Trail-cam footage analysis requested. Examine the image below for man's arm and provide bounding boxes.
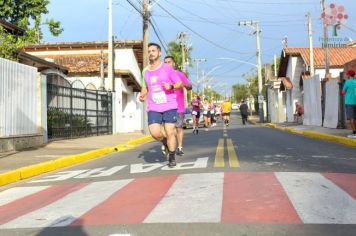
[139,87,148,102]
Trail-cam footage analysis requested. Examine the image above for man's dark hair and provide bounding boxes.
[164,55,175,62]
[148,42,161,51]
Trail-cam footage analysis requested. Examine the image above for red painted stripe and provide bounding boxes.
[72,175,177,225]
[222,172,302,224]
[0,183,88,225]
[323,173,356,199]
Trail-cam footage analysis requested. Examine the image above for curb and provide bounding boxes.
[0,135,154,187]
[263,123,356,148]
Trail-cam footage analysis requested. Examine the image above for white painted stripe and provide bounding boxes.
[0,186,49,206]
[276,172,356,224]
[144,172,224,223]
[0,180,133,229]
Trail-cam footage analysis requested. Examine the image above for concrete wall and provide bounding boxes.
[303,75,322,126]
[323,79,339,128]
[0,134,43,152]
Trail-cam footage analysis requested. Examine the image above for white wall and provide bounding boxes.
[315,68,343,79]
[0,58,38,137]
[324,79,339,128]
[115,49,142,87]
[303,75,322,126]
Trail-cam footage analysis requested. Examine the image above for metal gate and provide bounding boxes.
[47,74,112,140]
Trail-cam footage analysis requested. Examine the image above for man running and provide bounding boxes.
[222,98,232,126]
[139,43,182,167]
[164,55,192,156]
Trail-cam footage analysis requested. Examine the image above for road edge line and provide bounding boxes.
[0,135,154,187]
[262,123,356,148]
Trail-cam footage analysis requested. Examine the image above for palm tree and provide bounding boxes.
[166,41,193,74]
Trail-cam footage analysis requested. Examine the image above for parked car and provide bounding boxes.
[183,108,205,129]
[232,103,239,110]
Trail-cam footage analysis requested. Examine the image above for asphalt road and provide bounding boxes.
[0,112,355,236]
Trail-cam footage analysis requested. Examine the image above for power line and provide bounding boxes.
[215,0,316,5]
[164,0,244,33]
[149,18,168,53]
[155,2,252,55]
[125,0,143,16]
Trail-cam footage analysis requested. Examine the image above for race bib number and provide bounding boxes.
[192,111,197,115]
[152,91,167,104]
[210,110,215,114]
[203,110,208,115]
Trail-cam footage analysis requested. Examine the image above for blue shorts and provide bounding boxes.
[148,109,178,125]
[346,105,356,119]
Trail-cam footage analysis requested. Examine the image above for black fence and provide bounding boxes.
[47,74,112,140]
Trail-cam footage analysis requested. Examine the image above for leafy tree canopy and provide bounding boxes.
[0,0,63,60]
[166,40,193,74]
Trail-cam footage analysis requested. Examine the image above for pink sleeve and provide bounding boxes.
[166,64,181,84]
[177,71,191,85]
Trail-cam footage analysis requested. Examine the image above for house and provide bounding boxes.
[277,47,356,122]
[0,19,25,36]
[23,41,144,134]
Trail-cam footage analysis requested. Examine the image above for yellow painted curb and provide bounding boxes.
[0,170,21,186]
[0,135,154,187]
[265,123,277,128]
[302,130,356,147]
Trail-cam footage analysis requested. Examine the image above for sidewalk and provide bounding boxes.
[248,115,356,147]
[0,132,152,186]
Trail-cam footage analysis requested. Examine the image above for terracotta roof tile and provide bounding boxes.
[38,54,106,73]
[283,47,356,68]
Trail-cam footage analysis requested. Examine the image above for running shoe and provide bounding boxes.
[347,134,356,139]
[176,147,184,156]
[161,144,169,158]
[168,156,176,167]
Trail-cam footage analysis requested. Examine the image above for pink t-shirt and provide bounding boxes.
[175,70,191,113]
[144,63,181,112]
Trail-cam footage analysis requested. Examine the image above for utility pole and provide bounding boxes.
[141,0,150,134]
[274,54,277,77]
[108,0,114,91]
[238,20,264,123]
[307,12,314,76]
[143,0,149,68]
[100,49,105,90]
[322,0,330,77]
[193,58,206,95]
[178,32,188,105]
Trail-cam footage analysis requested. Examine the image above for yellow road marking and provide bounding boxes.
[214,139,225,167]
[227,139,240,167]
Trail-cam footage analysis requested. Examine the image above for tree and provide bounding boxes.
[0,0,63,60]
[166,40,193,74]
[166,40,194,101]
[232,84,249,103]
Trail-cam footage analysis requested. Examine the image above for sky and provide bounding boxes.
[42,0,356,95]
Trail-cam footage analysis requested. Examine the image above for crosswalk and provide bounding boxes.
[0,172,355,229]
